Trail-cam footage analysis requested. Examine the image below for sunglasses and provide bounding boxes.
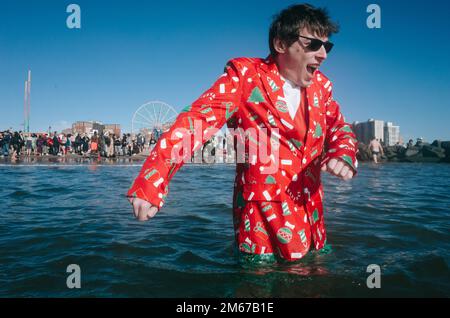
[298,35,334,53]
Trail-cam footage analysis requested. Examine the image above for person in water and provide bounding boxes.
[127,3,358,262]
[369,138,384,163]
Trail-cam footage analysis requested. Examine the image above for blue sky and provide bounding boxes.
[1,0,449,142]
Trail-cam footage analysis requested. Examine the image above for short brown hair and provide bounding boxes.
[269,3,339,56]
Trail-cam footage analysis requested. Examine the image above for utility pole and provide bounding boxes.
[23,70,31,133]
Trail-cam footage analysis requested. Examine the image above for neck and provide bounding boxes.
[274,55,301,87]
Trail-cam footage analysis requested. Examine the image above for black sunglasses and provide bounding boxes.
[298,35,334,53]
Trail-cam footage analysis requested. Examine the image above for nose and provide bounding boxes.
[316,45,327,61]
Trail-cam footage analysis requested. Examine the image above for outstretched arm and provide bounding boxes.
[127,60,244,221]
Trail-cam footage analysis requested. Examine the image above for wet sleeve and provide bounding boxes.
[322,84,358,174]
[126,60,244,209]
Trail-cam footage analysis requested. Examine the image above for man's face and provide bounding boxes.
[282,28,329,87]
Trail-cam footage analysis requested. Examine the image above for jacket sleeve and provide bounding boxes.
[126,59,244,209]
[322,81,358,174]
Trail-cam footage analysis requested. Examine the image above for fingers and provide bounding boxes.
[332,160,344,175]
[340,165,349,178]
[343,170,353,181]
[138,205,158,221]
[327,158,338,171]
[148,206,158,218]
[137,205,149,221]
[136,200,158,222]
[133,201,140,218]
[137,200,151,221]
[323,158,354,181]
[129,197,158,221]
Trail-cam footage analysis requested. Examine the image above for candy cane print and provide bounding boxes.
[304,187,311,201]
[298,229,306,241]
[244,214,250,232]
[267,111,277,127]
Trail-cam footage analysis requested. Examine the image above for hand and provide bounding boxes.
[128,197,158,221]
[321,158,354,181]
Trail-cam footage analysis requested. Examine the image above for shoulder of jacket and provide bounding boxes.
[226,57,264,72]
[314,70,333,91]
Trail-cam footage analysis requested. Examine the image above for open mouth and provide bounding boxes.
[306,64,319,75]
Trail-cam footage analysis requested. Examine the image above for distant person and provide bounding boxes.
[104,132,114,158]
[136,133,144,153]
[369,138,384,163]
[52,132,60,156]
[90,132,99,156]
[46,135,54,155]
[149,134,157,151]
[121,134,128,156]
[74,133,82,154]
[18,131,25,154]
[31,134,37,155]
[415,138,424,147]
[407,139,414,149]
[126,134,132,156]
[60,134,67,156]
[65,134,72,155]
[1,131,11,156]
[82,134,90,154]
[25,134,33,156]
[11,131,23,158]
[113,134,121,156]
[42,134,49,155]
[36,135,44,156]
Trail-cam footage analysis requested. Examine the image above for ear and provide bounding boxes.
[273,38,287,54]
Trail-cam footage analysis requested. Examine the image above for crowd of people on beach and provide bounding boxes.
[0,129,152,159]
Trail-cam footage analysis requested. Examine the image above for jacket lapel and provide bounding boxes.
[257,58,297,134]
[304,81,324,158]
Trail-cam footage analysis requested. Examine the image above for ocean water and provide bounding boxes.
[0,162,449,297]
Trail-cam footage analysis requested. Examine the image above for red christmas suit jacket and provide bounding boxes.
[127,57,358,261]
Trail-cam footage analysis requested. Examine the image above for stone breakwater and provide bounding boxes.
[3,140,450,165]
[357,140,450,163]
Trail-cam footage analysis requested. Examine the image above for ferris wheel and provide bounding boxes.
[131,101,178,135]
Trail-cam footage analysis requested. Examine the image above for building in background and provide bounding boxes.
[71,121,120,136]
[353,119,400,145]
[384,122,401,146]
[72,121,94,135]
[103,124,121,136]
